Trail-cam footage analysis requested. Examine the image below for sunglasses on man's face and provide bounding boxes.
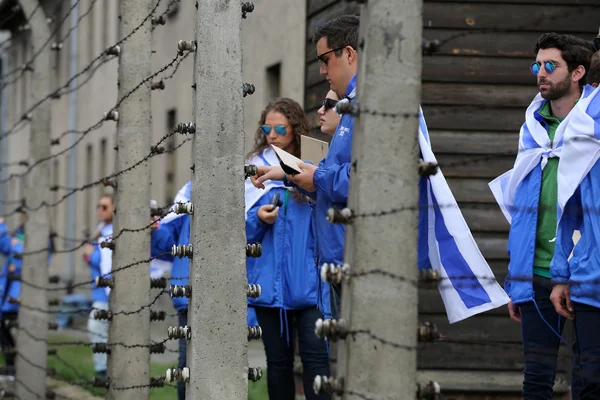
[322,98,338,112]
[316,46,347,65]
[261,125,287,136]
[530,60,556,75]
[97,204,109,211]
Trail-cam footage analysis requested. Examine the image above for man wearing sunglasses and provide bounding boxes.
[489,33,595,397]
[251,15,359,320]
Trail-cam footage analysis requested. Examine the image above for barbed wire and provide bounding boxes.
[0,0,166,142]
[0,0,90,88]
[0,50,188,190]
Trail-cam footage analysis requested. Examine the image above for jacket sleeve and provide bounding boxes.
[0,222,12,256]
[551,187,583,283]
[151,223,177,260]
[88,246,101,269]
[246,194,273,244]
[313,162,351,204]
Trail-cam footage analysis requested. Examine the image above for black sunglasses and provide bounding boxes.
[316,47,347,64]
[97,204,109,211]
[322,98,338,112]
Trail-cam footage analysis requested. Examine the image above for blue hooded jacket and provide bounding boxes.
[551,168,600,309]
[87,223,113,304]
[289,74,356,267]
[150,181,192,313]
[0,221,53,314]
[246,186,330,321]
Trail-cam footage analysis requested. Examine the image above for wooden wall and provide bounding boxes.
[304,0,598,393]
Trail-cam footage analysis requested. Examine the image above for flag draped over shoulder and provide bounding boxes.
[418,108,510,324]
[557,85,600,226]
[489,85,596,224]
[244,147,289,220]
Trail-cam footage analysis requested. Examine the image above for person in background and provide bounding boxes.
[0,214,54,376]
[317,90,341,136]
[549,44,600,397]
[150,181,191,400]
[245,98,331,400]
[490,33,594,397]
[250,15,360,320]
[82,194,114,378]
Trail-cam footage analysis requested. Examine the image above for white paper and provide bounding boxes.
[271,144,304,173]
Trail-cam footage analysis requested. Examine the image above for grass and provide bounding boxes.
[6,334,268,399]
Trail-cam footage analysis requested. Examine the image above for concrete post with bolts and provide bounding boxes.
[15,1,52,398]
[185,1,251,398]
[106,0,153,397]
[323,1,423,399]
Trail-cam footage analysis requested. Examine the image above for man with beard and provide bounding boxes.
[489,33,594,397]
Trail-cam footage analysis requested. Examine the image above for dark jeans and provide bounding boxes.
[255,306,331,400]
[330,283,341,320]
[572,301,600,398]
[177,310,187,400]
[520,276,582,399]
[0,312,17,369]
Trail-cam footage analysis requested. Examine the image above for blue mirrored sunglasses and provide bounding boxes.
[530,61,555,75]
[260,124,287,136]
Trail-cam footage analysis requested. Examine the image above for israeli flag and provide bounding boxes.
[489,85,596,224]
[418,108,509,323]
[557,85,600,226]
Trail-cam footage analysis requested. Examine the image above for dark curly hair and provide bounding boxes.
[534,33,595,88]
[247,98,311,203]
[247,98,310,160]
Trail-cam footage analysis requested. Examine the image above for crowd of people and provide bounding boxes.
[0,12,600,400]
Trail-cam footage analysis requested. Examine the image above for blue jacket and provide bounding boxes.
[504,165,543,305]
[290,75,355,267]
[0,221,53,313]
[552,164,600,309]
[0,240,23,313]
[151,211,190,312]
[87,223,113,304]
[246,187,331,319]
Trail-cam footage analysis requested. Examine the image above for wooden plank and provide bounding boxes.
[473,233,508,260]
[422,82,537,107]
[305,0,361,42]
[447,178,496,203]
[416,370,570,394]
[423,28,593,58]
[307,82,538,110]
[422,314,521,343]
[423,55,535,85]
[423,2,598,33]
[307,0,340,17]
[461,204,510,232]
[437,154,515,179]
[306,56,536,87]
[422,105,525,132]
[417,342,570,371]
[429,131,517,155]
[309,82,538,108]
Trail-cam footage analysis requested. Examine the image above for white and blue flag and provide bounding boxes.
[418,108,509,323]
[489,85,596,224]
[557,85,600,226]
